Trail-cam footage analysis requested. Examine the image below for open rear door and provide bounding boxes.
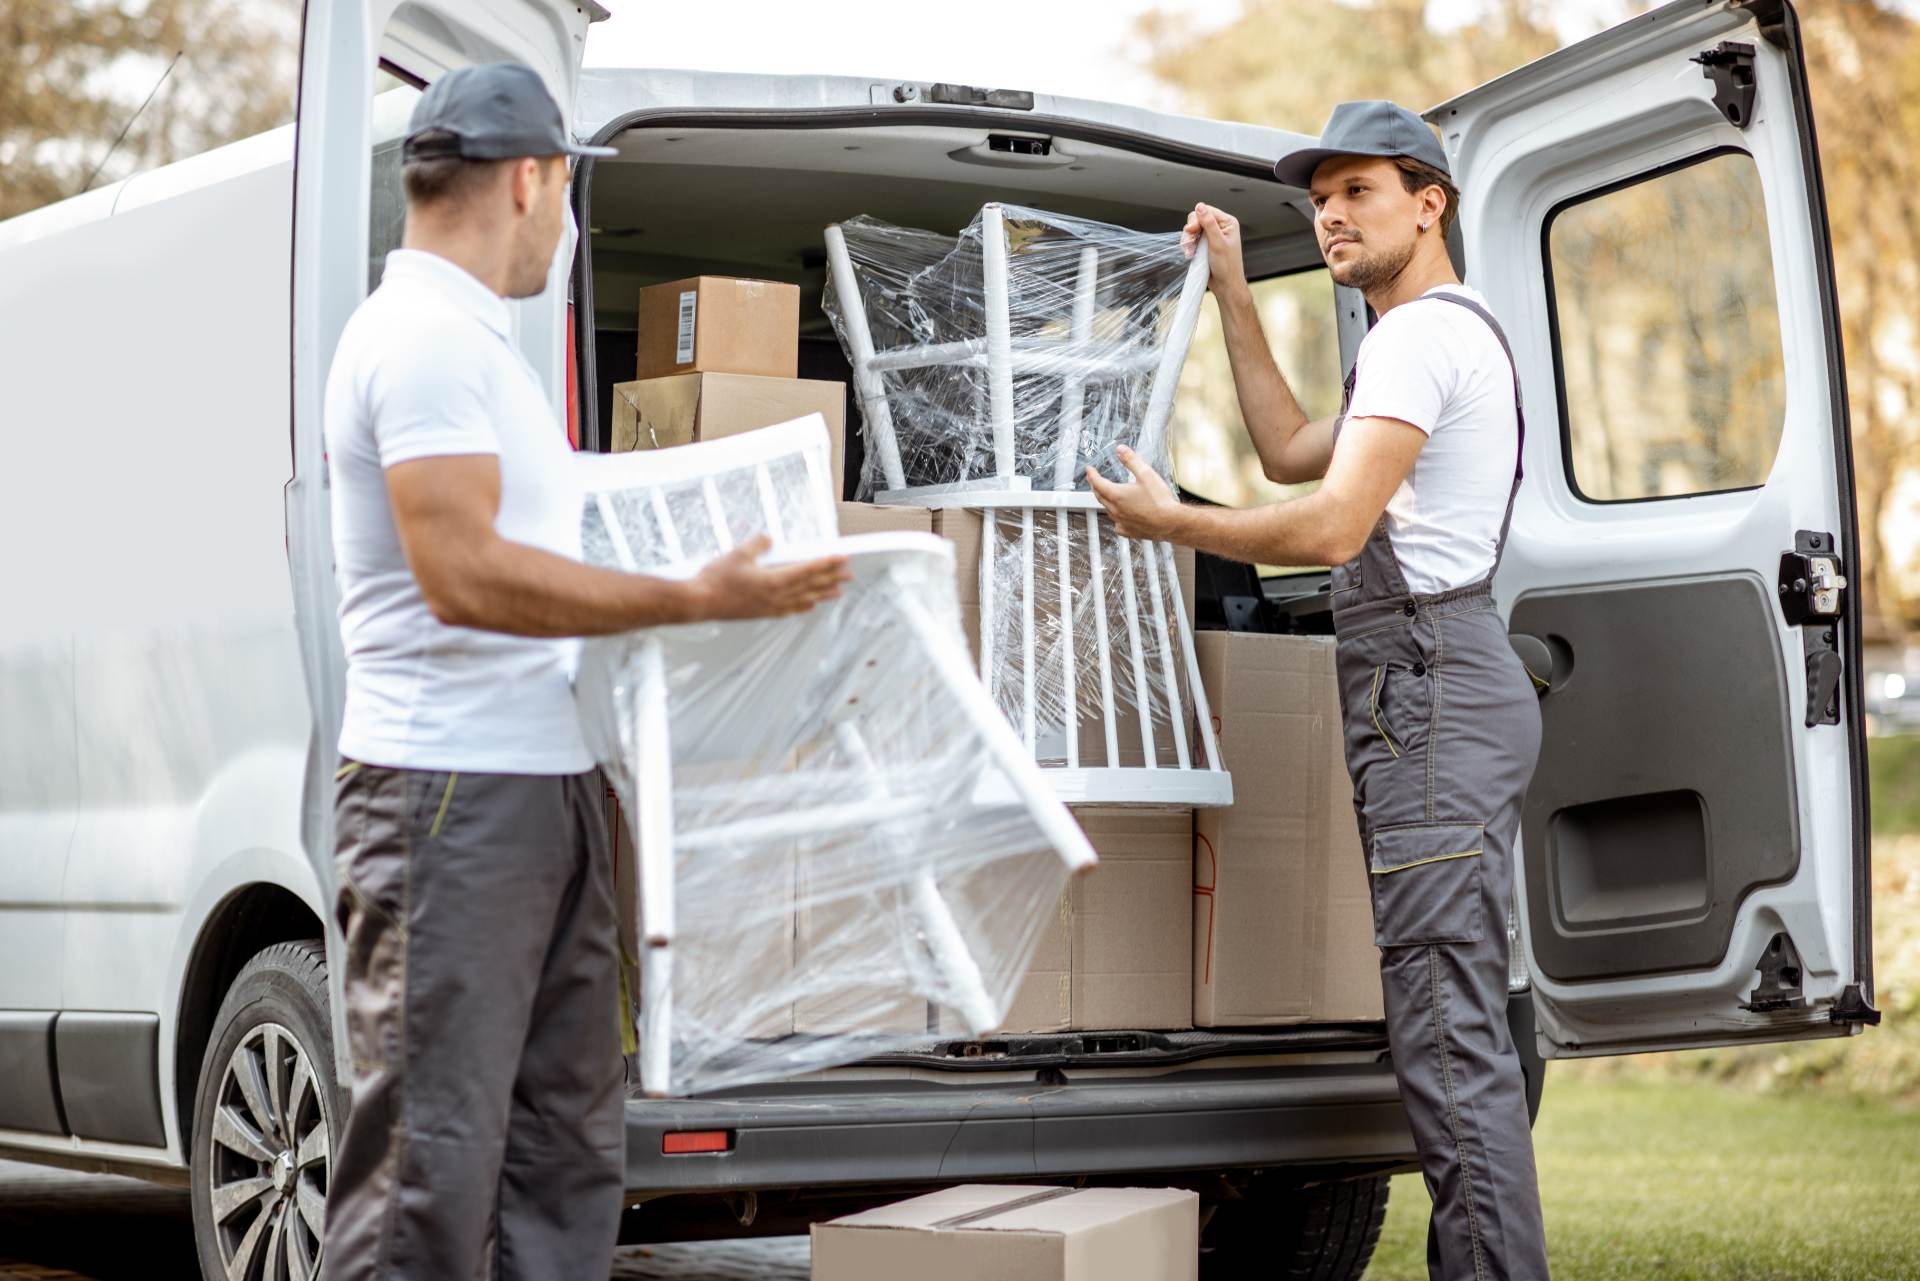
[288,0,603,1078]
[1433,0,1876,1057]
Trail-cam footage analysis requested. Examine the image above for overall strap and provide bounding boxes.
[1423,290,1526,566]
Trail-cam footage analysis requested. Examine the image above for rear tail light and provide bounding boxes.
[662,1130,732,1155]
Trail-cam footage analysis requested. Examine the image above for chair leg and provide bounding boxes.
[633,638,677,1097]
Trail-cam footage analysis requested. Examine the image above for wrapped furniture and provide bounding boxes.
[824,204,1230,807]
[574,415,1096,1097]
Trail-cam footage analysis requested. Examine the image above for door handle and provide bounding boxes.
[1805,649,1842,728]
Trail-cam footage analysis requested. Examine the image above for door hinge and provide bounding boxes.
[1692,41,1758,129]
[1829,984,1882,1027]
[1741,931,1805,1014]
[925,82,1035,111]
[1778,531,1847,727]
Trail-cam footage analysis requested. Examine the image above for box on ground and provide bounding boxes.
[610,372,847,496]
[811,1184,1198,1281]
[1192,631,1385,1026]
[636,275,799,380]
[937,808,1193,1035]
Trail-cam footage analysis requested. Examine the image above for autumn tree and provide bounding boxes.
[0,0,299,222]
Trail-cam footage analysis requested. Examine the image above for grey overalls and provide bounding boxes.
[1330,291,1548,1281]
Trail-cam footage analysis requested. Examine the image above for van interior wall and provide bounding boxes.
[581,125,1320,498]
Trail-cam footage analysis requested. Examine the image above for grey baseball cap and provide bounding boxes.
[403,62,616,163]
[1272,100,1449,189]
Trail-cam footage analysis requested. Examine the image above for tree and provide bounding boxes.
[0,0,299,223]
[1141,0,1920,635]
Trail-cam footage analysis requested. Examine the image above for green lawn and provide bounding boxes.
[1363,1076,1920,1280]
[1872,734,1920,833]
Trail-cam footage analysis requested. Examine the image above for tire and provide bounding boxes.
[189,939,341,1281]
[1200,1174,1391,1281]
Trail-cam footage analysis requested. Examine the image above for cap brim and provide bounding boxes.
[1273,146,1374,190]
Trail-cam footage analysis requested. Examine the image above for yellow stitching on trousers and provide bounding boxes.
[1371,848,1481,875]
[1370,665,1401,758]
[429,772,458,838]
[335,761,363,781]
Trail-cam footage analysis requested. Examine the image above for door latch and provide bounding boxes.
[1692,41,1758,129]
[1741,931,1805,1014]
[1778,532,1847,727]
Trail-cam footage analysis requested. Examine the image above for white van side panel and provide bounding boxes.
[0,132,318,1158]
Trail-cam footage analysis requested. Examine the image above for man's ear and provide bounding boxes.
[510,156,540,216]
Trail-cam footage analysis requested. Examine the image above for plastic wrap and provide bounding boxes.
[823,203,1211,499]
[572,417,1095,1097]
[823,205,1227,807]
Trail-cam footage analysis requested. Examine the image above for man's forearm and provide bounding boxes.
[1217,284,1310,463]
[428,536,708,638]
[1167,491,1358,570]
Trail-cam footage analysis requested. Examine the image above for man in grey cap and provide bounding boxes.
[1089,99,1548,1280]
[320,63,848,1280]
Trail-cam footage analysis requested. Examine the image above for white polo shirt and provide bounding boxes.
[324,249,593,774]
[1342,284,1521,596]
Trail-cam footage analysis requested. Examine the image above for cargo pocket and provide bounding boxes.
[1368,822,1486,947]
[1369,661,1430,759]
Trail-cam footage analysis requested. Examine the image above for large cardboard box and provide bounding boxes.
[610,372,846,495]
[938,809,1193,1035]
[812,1185,1198,1281]
[835,501,932,538]
[636,275,799,380]
[1192,632,1385,1026]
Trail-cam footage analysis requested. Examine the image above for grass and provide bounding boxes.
[1363,1076,1920,1279]
[1872,735,1920,834]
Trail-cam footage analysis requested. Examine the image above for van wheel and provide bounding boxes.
[189,940,340,1281]
[1200,1174,1390,1280]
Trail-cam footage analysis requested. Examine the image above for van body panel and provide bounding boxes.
[1437,0,1872,1055]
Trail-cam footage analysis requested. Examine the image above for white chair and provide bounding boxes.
[573,415,1096,1097]
[825,205,1230,808]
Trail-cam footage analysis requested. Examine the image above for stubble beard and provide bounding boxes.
[1329,235,1418,295]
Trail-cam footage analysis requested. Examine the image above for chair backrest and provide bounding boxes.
[577,415,839,575]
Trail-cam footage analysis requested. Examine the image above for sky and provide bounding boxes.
[583,0,1643,120]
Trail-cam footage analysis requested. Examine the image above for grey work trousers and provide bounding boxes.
[322,762,625,1281]
[1335,588,1549,1281]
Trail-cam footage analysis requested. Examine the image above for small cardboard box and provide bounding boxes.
[811,1184,1199,1281]
[610,372,846,496]
[636,275,799,380]
[939,809,1194,1035]
[1192,631,1385,1026]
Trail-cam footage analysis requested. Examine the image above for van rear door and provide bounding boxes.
[287,0,604,1077]
[1434,0,1876,1057]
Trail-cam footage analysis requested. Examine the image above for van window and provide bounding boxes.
[1544,149,1786,503]
[1170,266,1341,511]
[368,71,423,292]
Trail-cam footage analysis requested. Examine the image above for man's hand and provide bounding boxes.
[689,535,851,620]
[1182,202,1247,296]
[1085,446,1185,542]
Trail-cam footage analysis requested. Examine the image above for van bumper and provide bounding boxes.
[622,1059,1416,1195]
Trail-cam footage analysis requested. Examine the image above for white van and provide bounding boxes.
[0,2,1877,1278]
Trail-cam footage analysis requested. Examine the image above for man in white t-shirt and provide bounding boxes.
[320,65,847,1281]
[1089,101,1549,1281]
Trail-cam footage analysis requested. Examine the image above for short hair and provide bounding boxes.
[401,131,511,209]
[1394,157,1461,237]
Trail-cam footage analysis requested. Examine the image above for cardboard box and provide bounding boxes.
[610,372,847,496]
[792,856,934,1037]
[1192,632,1385,1027]
[812,1184,1199,1281]
[836,501,932,538]
[939,809,1193,1035]
[636,275,798,380]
